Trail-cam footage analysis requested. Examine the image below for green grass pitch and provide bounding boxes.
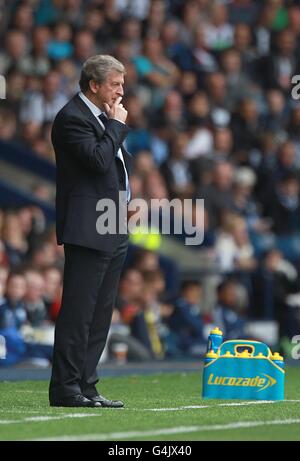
[0,368,300,441]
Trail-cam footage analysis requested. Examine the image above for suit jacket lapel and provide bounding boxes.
[73,93,105,135]
[73,93,133,175]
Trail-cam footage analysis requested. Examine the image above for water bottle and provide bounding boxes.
[204,350,218,365]
[207,327,223,354]
[271,352,285,369]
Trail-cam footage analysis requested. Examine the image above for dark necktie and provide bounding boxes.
[98,112,108,127]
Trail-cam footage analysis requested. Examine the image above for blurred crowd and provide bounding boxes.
[1,0,300,366]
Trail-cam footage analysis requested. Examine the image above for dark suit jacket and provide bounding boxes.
[52,93,132,252]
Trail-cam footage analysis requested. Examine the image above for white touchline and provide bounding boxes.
[32,419,300,441]
[14,390,48,393]
[135,399,300,412]
[0,413,99,425]
[0,410,42,414]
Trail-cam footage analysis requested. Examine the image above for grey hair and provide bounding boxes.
[79,55,125,92]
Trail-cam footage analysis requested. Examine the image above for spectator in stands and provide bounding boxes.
[229,2,260,27]
[82,6,109,51]
[215,213,257,273]
[143,0,167,37]
[252,249,300,337]
[17,206,47,251]
[184,117,214,161]
[211,126,234,161]
[30,240,58,269]
[20,70,68,124]
[123,94,152,157]
[107,307,151,362]
[161,18,194,72]
[231,97,261,153]
[153,89,186,135]
[265,172,300,235]
[132,35,180,109]
[133,150,156,179]
[118,268,153,358]
[11,1,34,36]
[23,269,49,327]
[42,266,62,322]
[196,161,235,229]
[47,22,73,62]
[287,5,300,50]
[132,248,160,274]
[0,272,27,330]
[141,270,170,359]
[54,58,79,97]
[186,90,211,129]
[18,120,41,152]
[178,71,199,105]
[191,27,219,80]
[22,25,51,77]
[179,0,206,45]
[59,0,84,29]
[261,88,288,135]
[231,166,269,233]
[0,321,53,368]
[205,72,231,127]
[214,278,247,339]
[0,29,28,74]
[203,2,234,52]
[253,132,279,205]
[0,270,53,368]
[72,29,96,73]
[167,280,206,357]
[233,22,258,79]
[275,141,300,182]
[4,69,27,114]
[1,212,28,267]
[120,16,143,57]
[143,169,170,202]
[0,108,17,142]
[220,48,253,111]
[160,131,194,200]
[258,28,300,93]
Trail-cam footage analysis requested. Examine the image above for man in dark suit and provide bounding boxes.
[49,55,131,408]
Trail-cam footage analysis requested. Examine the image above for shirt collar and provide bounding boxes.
[78,91,102,118]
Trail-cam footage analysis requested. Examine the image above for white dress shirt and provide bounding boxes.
[78,91,130,201]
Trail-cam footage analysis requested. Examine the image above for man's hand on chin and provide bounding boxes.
[104,97,127,124]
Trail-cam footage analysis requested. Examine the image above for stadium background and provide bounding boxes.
[1,0,300,367]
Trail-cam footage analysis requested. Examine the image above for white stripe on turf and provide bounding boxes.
[14,390,48,393]
[140,399,300,411]
[0,413,99,425]
[32,418,300,441]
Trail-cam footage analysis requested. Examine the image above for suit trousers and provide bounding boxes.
[49,236,128,401]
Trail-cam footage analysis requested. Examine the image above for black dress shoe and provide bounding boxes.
[87,394,124,408]
[50,394,102,408]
